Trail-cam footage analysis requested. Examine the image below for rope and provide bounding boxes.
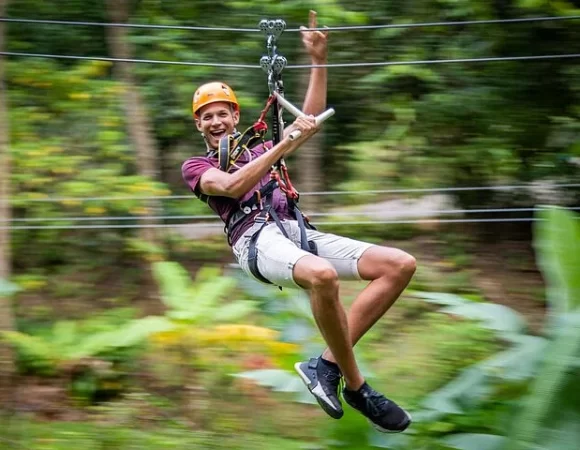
[8,183,580,203]
[2,15,578,32]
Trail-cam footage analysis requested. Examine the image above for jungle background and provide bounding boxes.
[1,0,579,449]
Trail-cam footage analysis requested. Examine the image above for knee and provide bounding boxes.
[399,252,417,278]
[385,250,416,282]
[304,261,339,290]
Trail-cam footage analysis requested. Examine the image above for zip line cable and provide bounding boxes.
[1,15,578,232]
[1,50,579,69]
[285,15,580,32]
[1,15,579,33]
[3,207,580,225]
[1,216,569,231]
[2,14,579,68]
[0,51,259,69]
[10,183,580,204]
[0,17,258,32]
[290,53,580,69]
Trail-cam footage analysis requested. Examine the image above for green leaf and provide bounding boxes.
[408,290,468,307]
[152,261,195,310]
[113,316,176,347]
[66,331,120,360]
[412,290,527,335]
[280,320,315,343]
[287,294,315,322]
[507,312,580,449]
[0,330,55,362]
[368,430,413,449]
[51,321,78,349]
[191,276,237,310]
[439,303,528,336]
[422,366,489,414]
[442,433,506,450]
[212,300,257,322]
[533,206,580,314]
[0,279,20,297]
[167,310,202,321]
[482,335,547,381]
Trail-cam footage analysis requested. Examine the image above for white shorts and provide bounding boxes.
[232,220,374,289]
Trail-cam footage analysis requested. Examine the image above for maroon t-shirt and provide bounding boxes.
[181,141,293,246]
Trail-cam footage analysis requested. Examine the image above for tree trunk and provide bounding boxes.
[105,0,160,244]
[0,0,17,410]
[295,54,323,211]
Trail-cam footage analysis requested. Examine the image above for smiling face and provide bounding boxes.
[195,101,240,150]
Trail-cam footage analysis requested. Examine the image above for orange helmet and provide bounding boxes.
[192,82,240,118]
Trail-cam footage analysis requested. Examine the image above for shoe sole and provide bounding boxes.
[294,362,344,420]
[343,394,413,433]
[367,410,413,433]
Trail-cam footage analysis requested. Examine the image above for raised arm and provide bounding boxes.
[301,10,329,116]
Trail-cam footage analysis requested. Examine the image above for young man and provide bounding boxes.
[182,11,416,433]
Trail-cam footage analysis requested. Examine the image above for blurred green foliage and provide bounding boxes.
[2,0,580,448]
[4,0,580,279]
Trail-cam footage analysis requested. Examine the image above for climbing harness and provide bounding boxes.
[206,95,274,173]
[237,19,317,286]
[201,19,335,287]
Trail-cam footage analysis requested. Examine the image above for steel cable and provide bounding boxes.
[8,183,580,204]
[2,216,570,231]
[1,15,578,32]
[3,207,580,225]
[2,51,579,69]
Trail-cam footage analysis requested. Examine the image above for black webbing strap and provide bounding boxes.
[293,203,318,255]
[217,122,269,173]
[224,178,279,245]
[247,203,289,286]
[240,179,278,213]
[218,133,236,172]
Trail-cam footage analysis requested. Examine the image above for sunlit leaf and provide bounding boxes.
[113,316,176,347]
[212,300,257,322]
[533,206,580,314]
[152,261,194,310]
[0,279,20,297]
[442,433,506,450]
[0,330,55,362]
[408,291,469,307]
[440,302,527,336]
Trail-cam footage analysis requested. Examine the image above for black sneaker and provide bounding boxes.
[343,382,412,433]
[294,357,344,419]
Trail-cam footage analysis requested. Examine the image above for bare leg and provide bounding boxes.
[321,246,416,364]
[293,255,365,390]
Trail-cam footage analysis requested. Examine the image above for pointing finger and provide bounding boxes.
[309,10,317,29]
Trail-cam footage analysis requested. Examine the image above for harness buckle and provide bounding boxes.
[254,212,270,224]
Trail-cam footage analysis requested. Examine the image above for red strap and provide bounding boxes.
[257,95,276,123]
[281,164,299,199]
[270,165,299,200]
[258,95,299,200]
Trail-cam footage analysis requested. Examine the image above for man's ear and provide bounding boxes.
[195,118,202,132]
[233,110,240,126]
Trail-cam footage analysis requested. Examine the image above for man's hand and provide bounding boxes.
[285,115,320,152]
[300,10,329,64]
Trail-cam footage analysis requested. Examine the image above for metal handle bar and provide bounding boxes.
[273,92,335,140]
